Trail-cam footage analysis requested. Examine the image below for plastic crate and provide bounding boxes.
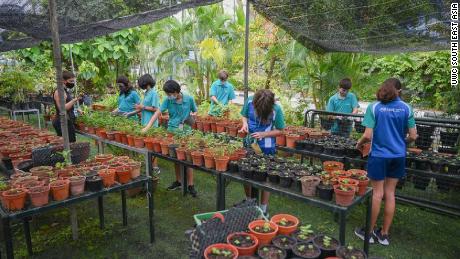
[193,206,266,226]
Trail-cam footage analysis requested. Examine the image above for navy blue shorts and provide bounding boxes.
[366,156,406,181]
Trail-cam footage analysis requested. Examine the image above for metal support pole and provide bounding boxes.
[216,174,226,210]
[364,190,373,256]
[98,196,105,229]
[147,178,155,243]
[181,165,187,196]
[3,217,13,259]
[70,207,78,240]
[23,219,33,256]
[243,0,250,102]
[339,210,347,245]
[121,190,128,226]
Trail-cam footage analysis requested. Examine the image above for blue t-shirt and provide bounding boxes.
[141,89,160,127]
[118,90,140,113]
[209,80,236,116]
[160,93,198,132]
[362,97,416,158]
[241,96,285,150]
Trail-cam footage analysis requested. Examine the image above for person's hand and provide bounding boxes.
[141,127,149,133]
[135,104,143,111]
[239,122,248,133]
[355,142,363,150]
[251,132,267,140]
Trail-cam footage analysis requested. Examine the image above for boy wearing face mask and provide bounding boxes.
[52,71,81,142]
[135,74,160,127]
[112,76,140,119]
[208,70,236,116]
[142,80,198,197]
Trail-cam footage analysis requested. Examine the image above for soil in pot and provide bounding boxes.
[86,175,103,192]
[268,171,280,184]
[292,242,321,259]
[271,214,299,235]
[2,188,27,210]
[291,224,315,243]
[317,183,334,201]
[50,180,70,201]
[279,172,294,188]
[133,137,145,148]
[228,161,239,173]
[204,243,238,259]
[336,245,367,259]
[272,235,297,257]
[257,244,286,259]
[323,161,344,173]
[301,176,320,197]
[312,235,340,259]
[334,184,356,206]
[69,176,86,196]
[98,169,116,187]
[253,167,268,182]
[248,220,279,245]
[227,232,258,256]
[241,166,254,179]
[28,185,50,207]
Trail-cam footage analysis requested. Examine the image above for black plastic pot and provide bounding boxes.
[336,246,367,259]
[440,131,459,147]
[168,144,179,158]
[446,162,460,175]
[268,171,280,184]
[435,176,453,193]
[313,235,340,259]
[295,141,306,150]
[294,176,303,192]
[412,174,430,190]
[228,161,239,173]
[317,184,334,201]
[279,173,293,188]
[241,167,253,179]
[323,146,333,155]
[320,117,334,131]
[430,159,446,173]
[304,141,315,151]
[313,143,324,153]
[292,242,321,259]
[86,175,103,192]
[253,170,268,182]
[415,157,431,171]
[354,120,365,133]
[272,235,297,258]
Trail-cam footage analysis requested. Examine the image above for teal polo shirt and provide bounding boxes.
[118,90,140,113]
[326,92,359,133]
[141,89,160,127]
[160,93,198,132]
[209,80,236,116]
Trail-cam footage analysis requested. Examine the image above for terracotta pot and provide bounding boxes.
[50,179,70,201]
[28,185,50,207]
[106,131,116,141]
[152,138,162,153]
[191,151,204,166]
[160,141,170,156]
[270,214,300,235]
[127,135,135,147]
[202,121,211,133]
[22,181,44,190]
[114,132,122,142]
[133,137,145,148]
[227,126,239,137]
[323,161,344,173]
[338,177,359,188]
[2,188,27,210]
[120,133,128,145]
[196,121,204,131]
[98,129,108,139]
[276,134,286,146]
[238,131,247,138]
[12,176,39,188]
[334,184,356,206]
[95,154,114,163]
[29,166,53,177]
[216,122,227,133]
[115,166,132,184]
[210,122,217,133]
[215,156,230,172]
[286,134,300,148]
[176,147,187,161]
[144,137,155,151]
[185,150,193,162]
[227,232,259,256]
[87,127,96,134]
[127,161,141,179]
[98,169,116,187]
[248,220,279,245]
[357,177,369,196]
[204,243,238,259]
[300,176,321,197]
[204,154,215,169]
[348,169,367,177]
[69,176,86,196]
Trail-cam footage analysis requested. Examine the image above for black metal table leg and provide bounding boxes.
[146,153,153,177]
[3,217,13,259]
[98,196,105,229]
[181,165,187,196]
[216,174,226,210]
[364,190,373,256]
[23,218,32,256]
[251,187,260,203]
[147,179,155,243]
[121,190,127,226]
[339,210,347,245]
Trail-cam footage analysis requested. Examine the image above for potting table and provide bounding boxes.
[0,175,155,259]
[219,171,373,255]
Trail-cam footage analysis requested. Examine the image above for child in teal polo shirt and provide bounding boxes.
[209,70,236,116]
[135,74,160,127]
[112,76,140,119]
[326,78,359,137]
[142,80,198,197]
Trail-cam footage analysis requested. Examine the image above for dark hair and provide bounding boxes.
[116,75,132,95]
[377,78,400,103]
[163,80,181,94]
[138,74,156,90]
[218,70,229,81]
[253,89,275,124]
[62,71,75,80]
[339,78,352,90]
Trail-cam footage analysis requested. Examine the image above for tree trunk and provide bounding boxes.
[264,56,276,89]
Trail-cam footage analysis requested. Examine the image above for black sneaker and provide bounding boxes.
[167,181,181,191]
[373,228,390,246]
[354,227,375,244]
[188,185,197,198]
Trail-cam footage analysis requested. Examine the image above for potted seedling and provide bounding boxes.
[279,171,294,188]
[253,164,268,182]
[334,184,356,206]
[301,176,321,197]
[336,245,367,259]
[204,243,238,259]
[272,235,297,257]
[215,147,230,172]
[313,235,340,258]
[268,170,280,184]
[227,232,258,256]
[292,242,321,259]
[271,214,299,235]
[248,220,279,245]
[50,179,70,201]
[317,179,334,201]
[291,224,315,243]
[257,244,287,259]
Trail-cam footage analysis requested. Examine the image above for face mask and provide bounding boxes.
[65,82,75,89]
[167,95,177,100]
